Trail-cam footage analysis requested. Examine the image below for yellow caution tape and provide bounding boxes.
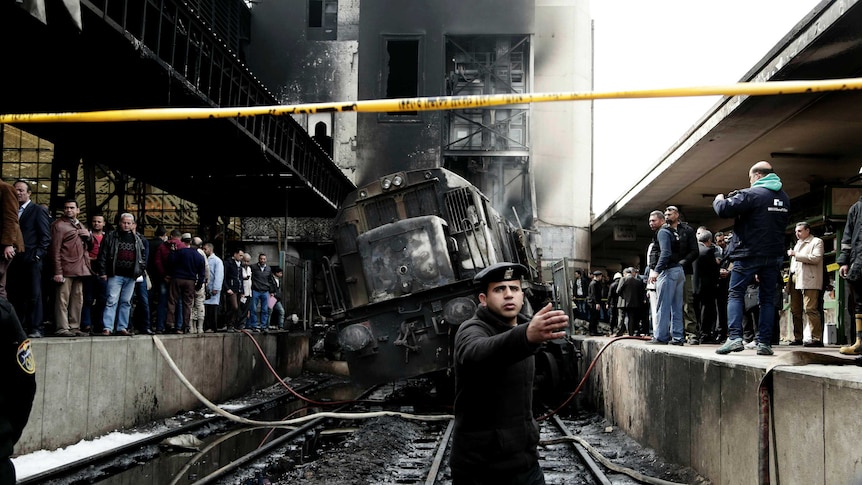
[2,77,862,124]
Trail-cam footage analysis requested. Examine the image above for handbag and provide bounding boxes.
[744,284,759,311]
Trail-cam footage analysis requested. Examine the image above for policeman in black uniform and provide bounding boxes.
[450,263,568,485]
[0,297,36,485]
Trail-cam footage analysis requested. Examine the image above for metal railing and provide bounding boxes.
[84,0,353,209]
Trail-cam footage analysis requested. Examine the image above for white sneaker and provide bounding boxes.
[744,340,758,350]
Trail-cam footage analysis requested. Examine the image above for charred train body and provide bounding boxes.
[324,168,578,395]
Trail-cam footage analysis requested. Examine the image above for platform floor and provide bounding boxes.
[577,334,862,485]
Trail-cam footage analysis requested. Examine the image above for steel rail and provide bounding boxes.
[189,384,382,485]
[15,380,326,485]
[424,419,455,485]
[550,414,613,485]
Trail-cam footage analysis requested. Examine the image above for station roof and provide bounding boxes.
[591,0,862,265]
[0,2,354,219]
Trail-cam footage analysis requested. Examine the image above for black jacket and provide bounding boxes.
[617,275,646,309]
[15,202,50,263]
[95,229,146,278]
[693,244,720,295]
[224,258,243,293]
[713,182,790,260]
[451,306,541,477]
[839,197,862,278]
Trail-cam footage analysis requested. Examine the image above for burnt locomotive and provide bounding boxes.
[323,168,577,397]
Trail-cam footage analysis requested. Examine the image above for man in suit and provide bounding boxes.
[222,247,244,331]
[0,181,23,301]
[9,181,51,338]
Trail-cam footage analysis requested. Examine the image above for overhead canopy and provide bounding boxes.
[591,0,862,266]
[0,1,354,218]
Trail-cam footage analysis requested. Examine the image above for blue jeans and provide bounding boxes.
[248,290,270,329]
[103,275,137,333]
[727,256,783,343]
[152,279,169,331]
[655,266,684,342]
[272,301,285,328]
[135,279,150,330]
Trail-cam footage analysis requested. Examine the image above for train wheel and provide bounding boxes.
[534,350,561,402]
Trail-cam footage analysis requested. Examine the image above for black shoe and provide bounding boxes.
[27,331,43,339]
[670,340,685,346]
[803,340,824,348]
[143,329,155,335]
[216,326,228,332]
[788,340,803,346]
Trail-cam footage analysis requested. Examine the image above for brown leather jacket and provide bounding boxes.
[48,217,93,278]
[0,181,23,253]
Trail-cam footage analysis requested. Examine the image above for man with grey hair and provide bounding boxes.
[95,213,147,336]
[787,221,824,346]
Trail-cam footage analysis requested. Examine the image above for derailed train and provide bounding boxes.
[322,167,578,398]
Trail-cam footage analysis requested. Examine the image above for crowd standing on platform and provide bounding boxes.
[571,160,855,359]
[0,189,290,340]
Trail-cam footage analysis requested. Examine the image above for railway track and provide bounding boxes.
[20,376,696,484]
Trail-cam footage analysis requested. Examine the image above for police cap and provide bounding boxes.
[473,262,529,287]
[592,270,603,276]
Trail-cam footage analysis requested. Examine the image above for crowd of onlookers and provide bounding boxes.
[573,161,834,356]
[1,179,290,340]
[572,224,804,347]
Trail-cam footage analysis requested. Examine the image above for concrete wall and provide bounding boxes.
[355,0,536,184]
[245,0,359,178]
[15,333,308,455]
[533,0,593,268]
[579,338,862,484]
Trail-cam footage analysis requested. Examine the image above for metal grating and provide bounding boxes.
[444,187,475,234]
[363,197,398,230]
[84,0,352,209]
[402,184,439,218]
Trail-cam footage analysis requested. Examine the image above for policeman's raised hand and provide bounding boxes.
[526,303,568,344]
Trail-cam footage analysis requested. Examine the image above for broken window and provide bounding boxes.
[308,0,337,40]
[381,36,421,120]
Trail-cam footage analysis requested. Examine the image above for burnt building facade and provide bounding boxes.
[246,0,594,272]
